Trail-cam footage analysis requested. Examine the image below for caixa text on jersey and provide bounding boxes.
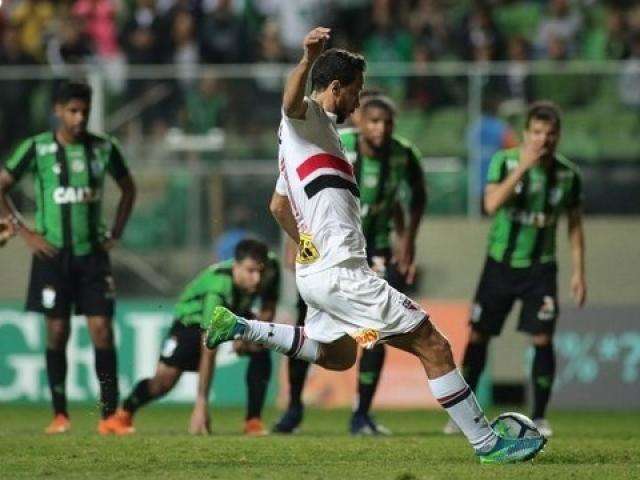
[52,186,101,204]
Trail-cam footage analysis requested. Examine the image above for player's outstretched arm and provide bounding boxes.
[270,192,300,244]
[190,338,217,435]
[282,27,331,119]
[568,207,587,307]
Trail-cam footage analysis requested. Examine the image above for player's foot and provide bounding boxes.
[350,413,392,436]
[476,434,547,464]
[204,306,246,349]
[244,418,268,437]
[533,418,553,438]
[272,405,304,434]
[442,419,462,435]
[44,414,71,434]
[97,410,135,436]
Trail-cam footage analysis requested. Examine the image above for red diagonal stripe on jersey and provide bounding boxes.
[297,153,353,181]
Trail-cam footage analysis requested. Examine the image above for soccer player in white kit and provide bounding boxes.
[205,27,546,464]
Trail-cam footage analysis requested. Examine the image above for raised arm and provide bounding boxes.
[484,140,543,215]
[282,27,331,119]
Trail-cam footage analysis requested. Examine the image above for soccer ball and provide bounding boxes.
[491,412,541,439]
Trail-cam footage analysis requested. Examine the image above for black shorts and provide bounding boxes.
[471,257,558,336]
[26,249,115,318]
[159,320,203,372]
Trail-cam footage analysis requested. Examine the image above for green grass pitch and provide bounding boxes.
[1,405,639,479]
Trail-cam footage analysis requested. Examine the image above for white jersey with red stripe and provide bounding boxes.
[276,97,367,276]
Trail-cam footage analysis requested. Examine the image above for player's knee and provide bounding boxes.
[532,333,553,347]
[91,325,114,349]
[318,346,356,371]
[469,328,490,345]
[46,322,69,349]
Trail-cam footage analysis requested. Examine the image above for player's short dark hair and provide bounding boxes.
[54,81,92,105]
[526,101,561,131]
[310,48,366,92]
[360,94,397,117]
[234,239,268,264]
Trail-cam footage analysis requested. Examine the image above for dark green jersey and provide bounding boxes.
[486,148,583,268]
[175,255,281,328]
[341,130,423,252]
[3,131,130,255]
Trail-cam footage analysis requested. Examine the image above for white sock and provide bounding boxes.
[242,321,320,363]
[428,369,497,452]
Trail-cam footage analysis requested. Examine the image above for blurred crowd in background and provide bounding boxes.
[1,0,640,158]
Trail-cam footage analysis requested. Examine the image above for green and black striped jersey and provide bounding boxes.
[340,130,423,253]
[3,131,130,255]
[486,148,583,268]
[174,254,281,328]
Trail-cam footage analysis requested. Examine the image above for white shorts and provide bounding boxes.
[296,258,428,347]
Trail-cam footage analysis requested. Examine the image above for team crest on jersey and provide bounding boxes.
[352,328,380,349]
[538,296,556,321]
[71,159,85,173]
[52,164,61,175]
[42,286,56,309]
[549,187,563,206]
[296,233,320,264]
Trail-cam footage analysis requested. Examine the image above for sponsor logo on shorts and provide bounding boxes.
[401,298,418,311]
[538,296,556,321]
[296,232,320,264]
[161,337,178,358]
[42,286,56,309]
[471,303,482,322]
[352,328,380,349]
[105,275,116,299]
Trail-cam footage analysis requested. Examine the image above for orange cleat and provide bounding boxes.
[45,414,71,434]
[244,417,268,437]
[98,409,135,435]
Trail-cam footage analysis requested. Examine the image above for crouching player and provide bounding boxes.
[109,239,280,435]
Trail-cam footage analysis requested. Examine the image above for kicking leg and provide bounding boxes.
[205,306,357,371]
[387,318,546,462]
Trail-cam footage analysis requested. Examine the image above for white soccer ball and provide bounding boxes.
[491,412,541,439]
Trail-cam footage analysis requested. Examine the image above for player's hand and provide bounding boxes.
[519,138,545,170]
[0,217,15,247]
[302,27,330,63]
[571,272,587,308]
[189,402,211,435]
[101,238,118,252]
[394,234,417,284]
[22,229,57,258]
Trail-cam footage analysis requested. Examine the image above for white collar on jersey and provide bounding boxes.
[308,96,338,125]
[325,110,338,125]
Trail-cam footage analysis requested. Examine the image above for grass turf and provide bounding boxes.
[1,405,639,480]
